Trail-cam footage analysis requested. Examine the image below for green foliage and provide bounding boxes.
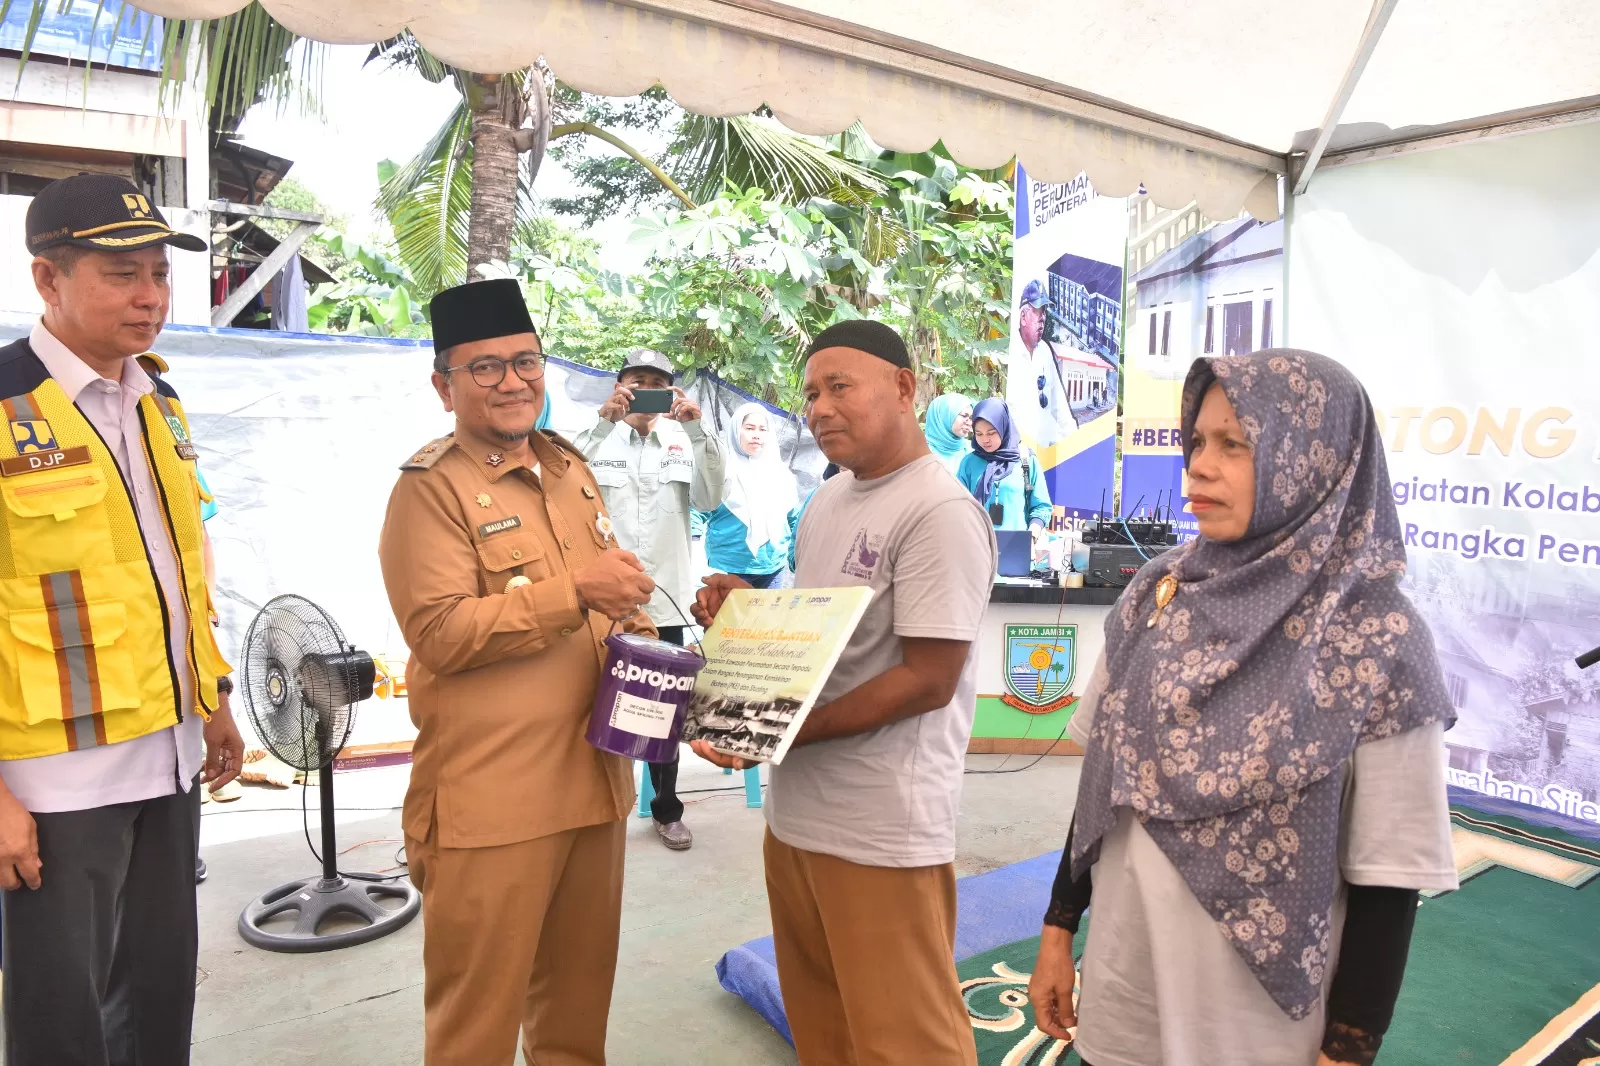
[305,235,428,338]
[543,85,682,224]
[492,162,1014,408]
[670,115,886,207]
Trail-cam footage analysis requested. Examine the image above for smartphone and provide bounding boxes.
[628,389,674,414]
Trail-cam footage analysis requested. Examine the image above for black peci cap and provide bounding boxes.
[805,319,912,369]
[429,278,538,354]
[26,174,206,255]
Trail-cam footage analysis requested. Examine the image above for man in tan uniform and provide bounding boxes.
[378,278,657,1066]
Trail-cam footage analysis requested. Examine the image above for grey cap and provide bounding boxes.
[618,347,675,380]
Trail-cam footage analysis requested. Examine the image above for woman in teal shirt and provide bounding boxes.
[696,401,798,587]
[958,397,1052,531]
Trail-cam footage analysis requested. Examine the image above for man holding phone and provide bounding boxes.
[575,349,724,850]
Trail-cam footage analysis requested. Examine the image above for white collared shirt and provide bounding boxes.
[573,416,724,626]
[0,322,201,813]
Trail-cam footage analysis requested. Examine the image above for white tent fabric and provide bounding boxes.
[134,0,1599,222]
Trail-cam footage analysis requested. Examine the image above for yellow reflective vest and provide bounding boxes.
[0,339,231,760]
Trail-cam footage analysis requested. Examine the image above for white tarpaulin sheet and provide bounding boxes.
[0,316,822,670]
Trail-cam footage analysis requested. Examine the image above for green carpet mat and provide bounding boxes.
[957,803,1600,1065]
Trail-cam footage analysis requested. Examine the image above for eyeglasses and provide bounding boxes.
[443,354,545,388]
[1037,374,1048,409]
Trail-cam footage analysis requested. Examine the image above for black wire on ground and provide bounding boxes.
[964,728,1073,775]
[202,803,403,815]
[300,772,409,883]
[678,782,768,797]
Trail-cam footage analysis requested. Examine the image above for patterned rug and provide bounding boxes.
[957,795,1600,1065]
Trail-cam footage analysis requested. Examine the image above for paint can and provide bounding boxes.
[586,632,706,761]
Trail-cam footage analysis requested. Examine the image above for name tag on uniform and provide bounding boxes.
[478,515,522,537]
[0,445,91,477]
[175,443,198,461]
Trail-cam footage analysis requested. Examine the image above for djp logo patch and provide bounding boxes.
[11,419,57,453]
[122,193,153,220]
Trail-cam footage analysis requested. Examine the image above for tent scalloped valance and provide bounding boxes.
[140,0,1285,220]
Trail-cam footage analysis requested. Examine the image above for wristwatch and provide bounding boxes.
[216,675,234,696]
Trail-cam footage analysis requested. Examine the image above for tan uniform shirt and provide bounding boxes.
[378,429,652,850]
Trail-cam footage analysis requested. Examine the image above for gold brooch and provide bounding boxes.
[475,493,491,508]
[1148,573,1179,629]
[486,453,504,467]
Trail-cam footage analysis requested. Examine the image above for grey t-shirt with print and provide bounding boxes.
[765,453,997,868]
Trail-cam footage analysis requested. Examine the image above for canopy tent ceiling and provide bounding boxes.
[140,0,1600,222]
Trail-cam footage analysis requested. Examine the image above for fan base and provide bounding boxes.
[238,873,420,953]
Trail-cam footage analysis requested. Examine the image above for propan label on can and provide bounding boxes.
[609,692,676,739]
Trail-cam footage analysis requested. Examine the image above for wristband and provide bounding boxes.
[216,675,234,696]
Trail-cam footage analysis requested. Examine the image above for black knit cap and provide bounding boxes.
[805,319,911,369]
[26,173,206,254]
[429,278,538,354]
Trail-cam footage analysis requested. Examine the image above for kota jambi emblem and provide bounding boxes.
[1002,623,1077,714]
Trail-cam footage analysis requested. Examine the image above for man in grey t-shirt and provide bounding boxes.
[693,321,996,1066]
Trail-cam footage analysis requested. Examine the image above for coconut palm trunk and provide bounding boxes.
[463,71,533,276]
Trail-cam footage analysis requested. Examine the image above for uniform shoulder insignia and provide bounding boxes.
[400,435,456,471]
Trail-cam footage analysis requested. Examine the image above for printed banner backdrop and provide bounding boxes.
[1289,121,1600,827]
[1007,166,1122,518]
[1121,194,1283,536]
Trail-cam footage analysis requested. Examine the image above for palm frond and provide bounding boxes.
[377,102,473,297]
[377,99,470,218]
[365,30,449,84]
[673,114,886,205]
[157,3,325,129]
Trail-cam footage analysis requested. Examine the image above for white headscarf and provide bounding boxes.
[723,401,799,557]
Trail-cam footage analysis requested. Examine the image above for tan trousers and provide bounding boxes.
[407,818,626,1066]
[764,829,978,1066]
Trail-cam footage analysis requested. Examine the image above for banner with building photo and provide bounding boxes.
[1289,122,1600,826]
[1007,166,1122,518]
[1121,195,1283,537]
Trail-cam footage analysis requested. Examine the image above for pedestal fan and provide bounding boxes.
[235,594,421,952]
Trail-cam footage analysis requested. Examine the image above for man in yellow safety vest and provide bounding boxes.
[0,173,244,1064]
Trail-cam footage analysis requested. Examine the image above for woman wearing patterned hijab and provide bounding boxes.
[1030,350,1458,1066]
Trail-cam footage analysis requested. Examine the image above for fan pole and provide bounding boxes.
[318,763,339,883]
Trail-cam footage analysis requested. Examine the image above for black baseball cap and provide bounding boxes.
[618,348,675,380]
[26,174,207,255]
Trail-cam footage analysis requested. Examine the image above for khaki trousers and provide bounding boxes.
[764,829,978,1066]
[407,818,626,1066]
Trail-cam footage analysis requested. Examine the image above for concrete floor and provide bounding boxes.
[191,749,1081,1065]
